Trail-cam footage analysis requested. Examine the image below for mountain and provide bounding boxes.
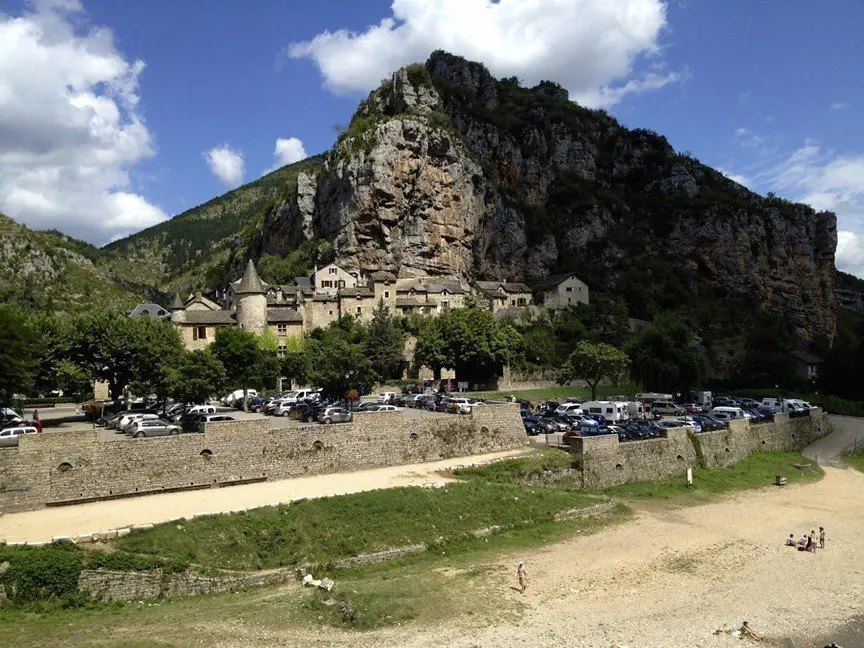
[0,213,140,312]
[100,155,324,290]
[241,51,836,342]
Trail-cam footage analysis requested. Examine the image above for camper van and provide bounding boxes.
[710,406,747,422]
[636,392,674,403]
[650,400,683,416]
[581,401,630,422]
[761,398,812,413]
[690,391,713,408]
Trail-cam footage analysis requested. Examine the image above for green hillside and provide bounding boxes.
[0,214,140,313]
[102,155,324,289]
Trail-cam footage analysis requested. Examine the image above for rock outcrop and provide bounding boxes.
[252,51,837,340]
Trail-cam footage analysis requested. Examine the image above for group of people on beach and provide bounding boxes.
[784,527,825,552]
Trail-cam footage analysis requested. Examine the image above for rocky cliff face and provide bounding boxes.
[252,51,836,340]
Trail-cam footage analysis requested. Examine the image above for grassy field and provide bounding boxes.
[115,479,603,571]
[603,452,823,504]
[843,449,864,472]
[471,382,641,403]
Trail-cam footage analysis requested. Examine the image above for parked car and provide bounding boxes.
[120,413,161,433]
[676,416,703,433]
[129,419,182,438]
[318,407,352,424]
[523,415,556,433]
[523,417,543,436]
[0,425,39,447]
[537,414,571,431]
[650,400,684,416]
[192,413,237,432]
[710,406,747,422]
[555,403,584,417]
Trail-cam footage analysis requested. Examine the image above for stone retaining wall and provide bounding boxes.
[78,567,294,602]
[0,405,527,514]
[570,410,829,489]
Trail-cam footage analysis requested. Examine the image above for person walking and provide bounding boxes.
[517,561,527,593]
[819,527,826,549]
[32,410,43,434]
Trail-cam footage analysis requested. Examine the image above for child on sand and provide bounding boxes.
[517,561,527,593]
[819,527,825,549]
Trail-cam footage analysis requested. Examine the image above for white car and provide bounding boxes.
[119,413,160,433]
[377,392,397,404]
[675,417,703,433]
[0,425,39,447]
[555,403,583,417]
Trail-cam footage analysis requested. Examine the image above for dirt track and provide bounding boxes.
[0,448,528,543]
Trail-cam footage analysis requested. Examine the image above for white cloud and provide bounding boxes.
[204,145,245,188]
[262,137,308,175]
[0,0,167,245]
[717,167,750,188]
[836,231,864,278]
[830,102,851,111]
[288,0,676,108]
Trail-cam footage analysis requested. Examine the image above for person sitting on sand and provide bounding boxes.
[785,533,795,546]
[740,621,760,641]
[798,534,808,550]
[806,534,814,552]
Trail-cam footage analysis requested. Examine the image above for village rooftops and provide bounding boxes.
[180,310,236,325]
[235,260,266,295]
[474,280,532,294]
[370,270,397,283]
[395,297,437,307]
[539,272,576,287]
[127,303,170,318]
[338,287,375,298]
[266,308,304,323]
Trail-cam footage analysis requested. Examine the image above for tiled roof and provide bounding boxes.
[181,310,236,325]
[338,287,375,298]
[371,271,397,282]
[235,260,265,295]
[395,297,437,307]
[267,309,304,323]
[539,273,576,287]
[128,303,170,318]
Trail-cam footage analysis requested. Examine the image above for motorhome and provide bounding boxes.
[636,392,673,403]
[581,401,630,422]
[690,391,713,408]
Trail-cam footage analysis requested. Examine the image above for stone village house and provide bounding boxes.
[164,261,589,361]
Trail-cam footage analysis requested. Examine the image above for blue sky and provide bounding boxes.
[1,0,862,276]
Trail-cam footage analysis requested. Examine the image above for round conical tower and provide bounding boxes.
[235,260,267,334]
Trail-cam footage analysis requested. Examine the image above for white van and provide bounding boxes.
[555,403,584,417]
[581,401,630,422]
[651,400,683,416]
[637,393,673,403]
[710,406,747,422]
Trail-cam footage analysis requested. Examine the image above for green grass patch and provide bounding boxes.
[115,480,601,571]
[453,447,580,488]
[843,448,864,472]
[603,451,823,504]
[470,382,641,403]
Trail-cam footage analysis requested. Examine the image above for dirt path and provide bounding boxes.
[0,448,529,543]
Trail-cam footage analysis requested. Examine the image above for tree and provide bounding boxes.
[558,341,630,400]
[413,319,447,379]
[626,314,708,395]
[307,337,377,400]
[280,338,309,390]
[364,302,406,380]
[66,312,184,400]
[0,304,37,404]
[211,328,263,409]
[166,350,228,405]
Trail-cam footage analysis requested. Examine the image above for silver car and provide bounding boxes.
[317,407,352,424]
[129,419,182,438]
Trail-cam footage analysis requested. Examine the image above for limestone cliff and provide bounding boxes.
[251,51,836,340]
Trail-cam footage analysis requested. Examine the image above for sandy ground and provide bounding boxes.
[0,448,528,543]
[291,465,862,648]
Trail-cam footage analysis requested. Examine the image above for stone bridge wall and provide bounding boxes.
[0,405,527,514]
[570,410,829,489]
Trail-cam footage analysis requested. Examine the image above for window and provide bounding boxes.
[277,324,287,336]
[384,290,390,298]
[517,298,526,306]
[441,301,450,310]
[329,267,337,274]
[567,298,572,304]
[565,286,573,292]
[193,326,207,341]
[510,300,516,307]
[356,306,362,314]
[277,344,286,358]
[339,280,345,288]
[322,280,332,288]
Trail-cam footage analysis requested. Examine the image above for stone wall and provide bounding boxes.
[571,410,829,489]
[0,405,527,514]
[78,567,294,602]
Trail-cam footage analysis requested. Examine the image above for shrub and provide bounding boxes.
[0,541,84,604]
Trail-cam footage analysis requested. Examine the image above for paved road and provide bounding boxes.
[801,415,864,467]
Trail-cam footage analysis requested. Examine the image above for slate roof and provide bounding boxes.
[790,350,822,365]
[181,310,236,325]
[128,303,170,318]
[235,260,265,295]
[539,272,576,287]
[168,294,185,310]
[474,281,532,294]
[338,287,375,298]
[267,309,304,323]
[371,271,397,282]
[395,297,437,307]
